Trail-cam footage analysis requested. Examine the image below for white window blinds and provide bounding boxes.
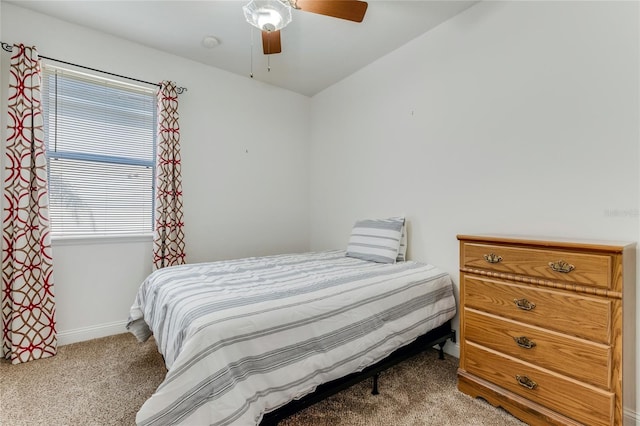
[41,65,157,237]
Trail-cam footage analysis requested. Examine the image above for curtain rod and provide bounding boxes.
[1,42,187,94]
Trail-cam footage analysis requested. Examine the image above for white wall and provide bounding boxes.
[308,0,639,421]
[1,3,311,344]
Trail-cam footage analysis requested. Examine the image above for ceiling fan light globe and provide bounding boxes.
[243,0,292,31]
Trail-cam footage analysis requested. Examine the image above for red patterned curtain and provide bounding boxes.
[153,81,186,269]
[2,44,56,364]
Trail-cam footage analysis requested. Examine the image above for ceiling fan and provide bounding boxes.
[243,0,368,55]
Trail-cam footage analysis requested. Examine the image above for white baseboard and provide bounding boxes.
[57,320,128,346]
[624,407,639,425]
[444,341,460,358]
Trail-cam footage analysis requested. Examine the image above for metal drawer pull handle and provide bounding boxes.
[515,375,538,390]
[548,260,575,273]
[483,253,503,264]
[513,336,537,349]
[513,298,536,311]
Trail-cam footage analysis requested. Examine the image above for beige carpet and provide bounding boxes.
[0,333,525,426]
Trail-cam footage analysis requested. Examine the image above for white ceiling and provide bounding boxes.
[7,0,478,97]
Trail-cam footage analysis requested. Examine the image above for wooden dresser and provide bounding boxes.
[457,235,635,426]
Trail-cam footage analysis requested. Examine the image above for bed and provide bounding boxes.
[127,249,457,425]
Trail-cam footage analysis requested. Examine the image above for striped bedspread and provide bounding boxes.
[127,250,456,425]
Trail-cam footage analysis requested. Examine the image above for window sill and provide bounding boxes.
[51,233,154,246]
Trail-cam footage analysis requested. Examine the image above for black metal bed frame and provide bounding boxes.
[260,320,456,425]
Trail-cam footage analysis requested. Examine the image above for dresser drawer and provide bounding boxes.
[464,342,614,426]
[461,242,612,289]
[463,274,612,343]
[464,308,611,389]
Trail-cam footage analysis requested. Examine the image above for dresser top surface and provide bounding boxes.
[457,234,636,253]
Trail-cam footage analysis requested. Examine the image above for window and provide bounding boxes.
[41,65,157,237]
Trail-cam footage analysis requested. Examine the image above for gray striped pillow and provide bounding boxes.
[346,217,405,264]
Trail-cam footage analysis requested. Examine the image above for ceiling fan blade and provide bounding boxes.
[294,0,368,23]
[262,30,282,55]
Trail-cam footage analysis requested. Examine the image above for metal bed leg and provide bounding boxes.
[371,373,380,395]
[438,341,446,360]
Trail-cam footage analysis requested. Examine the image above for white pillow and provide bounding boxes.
[346,217,405,264]
[396,223,407,262]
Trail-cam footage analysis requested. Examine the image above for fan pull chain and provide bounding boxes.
[266,32,271,72]
[249,27,254,78]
